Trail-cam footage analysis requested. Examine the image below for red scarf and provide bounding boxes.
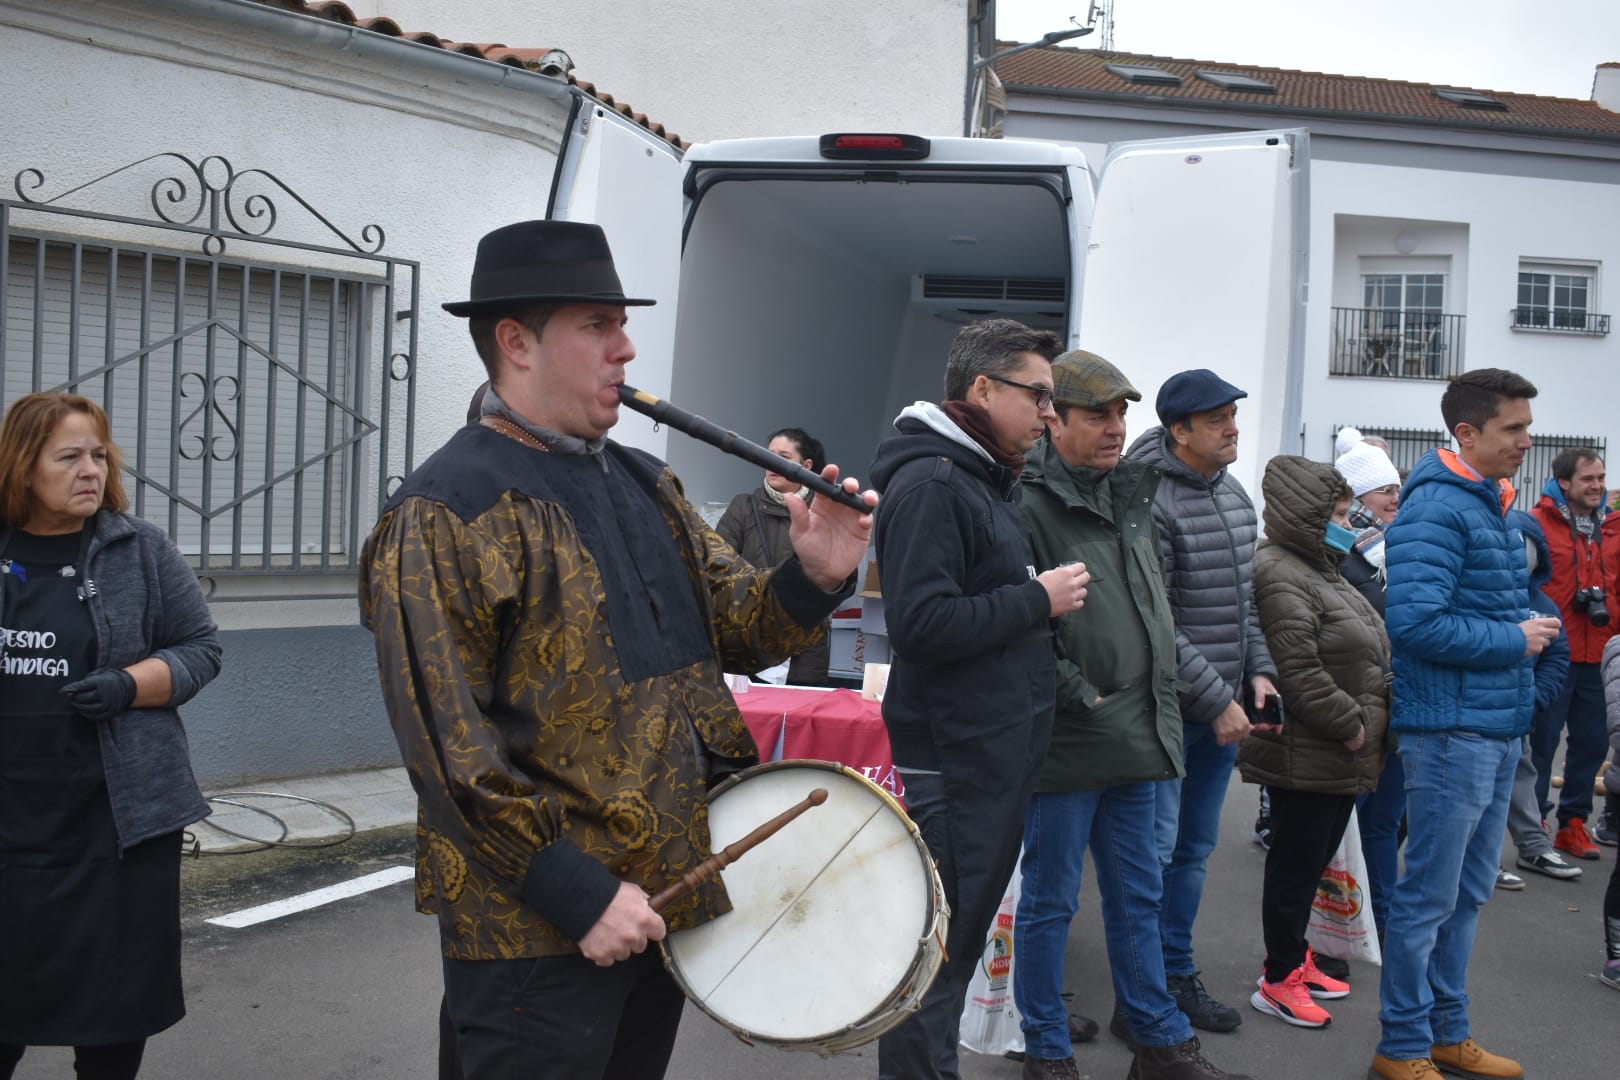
[941,400,1025,476]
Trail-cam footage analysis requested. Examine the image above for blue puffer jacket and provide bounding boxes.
[1384,449,1536,737]
[1508,509,1570,713]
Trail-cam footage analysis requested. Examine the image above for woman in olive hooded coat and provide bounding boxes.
[1240,455,1390,1028]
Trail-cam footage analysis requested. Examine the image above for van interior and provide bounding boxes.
[667,170,1073,509]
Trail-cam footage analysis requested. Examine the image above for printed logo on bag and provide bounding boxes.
[1311,866,1363,923]
[985,912,1014,985]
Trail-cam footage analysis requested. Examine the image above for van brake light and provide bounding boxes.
[819,133,931,160]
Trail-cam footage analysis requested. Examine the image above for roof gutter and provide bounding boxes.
[142,0,575,106]
[1002,81,1620,147]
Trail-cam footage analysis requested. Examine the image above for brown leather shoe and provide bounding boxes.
[1128,1037,1254,1079]
[1429,1038,1523,1079]
[1367,1057,1441,1080]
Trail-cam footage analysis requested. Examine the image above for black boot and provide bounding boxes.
[1166,972,1242,1033]
[1128,1036,1255,1080]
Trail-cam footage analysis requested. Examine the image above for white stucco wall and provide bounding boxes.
[355,0,971,142]
[0,0,581,627]
[1301,159,1620,467]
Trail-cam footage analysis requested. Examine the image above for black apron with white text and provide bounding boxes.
[0,527,183,1045]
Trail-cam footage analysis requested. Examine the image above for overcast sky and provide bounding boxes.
[997,0,1620,101]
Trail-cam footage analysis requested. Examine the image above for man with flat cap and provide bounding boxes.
[1126,369,1279,1035]
[1016,352,1251,1080]
[359,220,876,1080]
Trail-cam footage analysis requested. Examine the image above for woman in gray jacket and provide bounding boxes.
[1600,636,1620,990]
[1240,455,1390,1031]
[0,392,221,1079]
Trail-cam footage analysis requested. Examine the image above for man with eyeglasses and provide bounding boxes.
[1125,369,1279,1035]
[869,318,1090,1080]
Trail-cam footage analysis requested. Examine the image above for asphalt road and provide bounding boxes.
[14,781,1616,1080]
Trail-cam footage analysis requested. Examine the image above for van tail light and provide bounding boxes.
[818,133,931,160]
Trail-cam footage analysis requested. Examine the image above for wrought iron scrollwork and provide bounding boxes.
[14,152,386,256]
[177,372,241,462]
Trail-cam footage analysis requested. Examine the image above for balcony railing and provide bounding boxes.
[1510,308,1611,335]
[1330,308,1465,381]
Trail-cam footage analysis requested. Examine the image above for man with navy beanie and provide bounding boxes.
[1126,370,1279,1034]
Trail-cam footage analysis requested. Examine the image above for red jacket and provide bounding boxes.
[1533,495,1616,663]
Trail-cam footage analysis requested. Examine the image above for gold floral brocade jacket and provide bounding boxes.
[359,427,837,959]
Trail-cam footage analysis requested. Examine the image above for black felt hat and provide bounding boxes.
[441,220,656,317]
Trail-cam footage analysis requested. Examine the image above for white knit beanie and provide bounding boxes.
[1335,440,1402,497]
[1335,425,1365,459]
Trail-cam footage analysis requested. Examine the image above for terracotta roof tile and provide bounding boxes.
[243,0,686,147]
[997,46,1620,140]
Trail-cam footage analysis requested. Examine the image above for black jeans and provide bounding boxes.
[1260,787,1356,983]
[0,1041,145,1080]
[439,949,683,1080]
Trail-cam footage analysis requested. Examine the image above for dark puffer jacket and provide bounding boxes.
[715,486,831,684]
[1238,456,1389,795]
[1125,426,1276,724]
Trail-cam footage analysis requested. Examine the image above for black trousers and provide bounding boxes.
[0,1040,145,1080]
[878,764,1038,1080]
[1605,794,1620,960]
[1260,786,1356,983]
[439,949,683,1080]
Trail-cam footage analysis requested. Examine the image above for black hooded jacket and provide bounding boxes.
[869,405,1055,784]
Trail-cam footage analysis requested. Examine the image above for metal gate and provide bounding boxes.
[1,152,418,596]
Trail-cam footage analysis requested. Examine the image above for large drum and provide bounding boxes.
[662,760,948,1055]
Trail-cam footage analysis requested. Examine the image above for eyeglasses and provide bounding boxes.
[986,374,1055,410]
[1367,485,1401,498]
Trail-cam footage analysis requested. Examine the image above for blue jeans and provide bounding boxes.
[1356,738,1407,933]
[1531,662,1608,826]
[1015,783,1193,1058]
[1376,730,1518,1060]
[1155,721,1238,976]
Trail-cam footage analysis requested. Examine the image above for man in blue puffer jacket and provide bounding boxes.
[1369,369,1561,1080]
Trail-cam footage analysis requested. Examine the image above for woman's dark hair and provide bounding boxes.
[0,392,129,526]
[769,427,824,469]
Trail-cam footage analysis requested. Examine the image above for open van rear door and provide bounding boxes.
[1077,129,1308,501]
[549,91,685,456]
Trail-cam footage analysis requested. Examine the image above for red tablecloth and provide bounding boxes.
[733,686,904,802]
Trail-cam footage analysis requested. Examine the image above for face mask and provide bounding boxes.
[1324,520,1358,554]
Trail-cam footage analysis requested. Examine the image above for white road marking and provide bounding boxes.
[206,865,416,929]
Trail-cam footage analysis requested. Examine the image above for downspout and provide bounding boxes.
[963,0,993,137]
[140,0,577,108]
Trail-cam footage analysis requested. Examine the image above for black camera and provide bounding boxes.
[1575,586,1611,627]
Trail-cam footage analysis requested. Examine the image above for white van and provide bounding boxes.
[550,102,1309,511]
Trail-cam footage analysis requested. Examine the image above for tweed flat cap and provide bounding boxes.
[1051,349,1141,408]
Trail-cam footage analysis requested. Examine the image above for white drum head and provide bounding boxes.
[664,763,933,1044]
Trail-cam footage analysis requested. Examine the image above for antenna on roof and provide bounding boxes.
[1087,0,1116,51]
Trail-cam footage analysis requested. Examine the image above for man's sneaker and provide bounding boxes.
[1554,817,1601,861]
[1308,949,1351,981]
[1429,1037,1523,1079]
[1516,849,1582,880]
[1299,948,1351,998]
[1250,968,1331,1028]
[1368,1056,1441,1079]
[1128,1036,1255,1079]
[1022,1054,1081,1080]
[1593,803,1617,846]
[1167,971,1242,1033]
[1253,814,1273,851]
[1600,959,1620,991]
[1493,867,1525,890]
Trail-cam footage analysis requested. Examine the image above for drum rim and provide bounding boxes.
[662,758,949,1054]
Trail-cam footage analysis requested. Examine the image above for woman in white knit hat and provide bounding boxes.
[1332,434,1406,939]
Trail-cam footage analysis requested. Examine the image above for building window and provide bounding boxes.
[1514,262,1608,334]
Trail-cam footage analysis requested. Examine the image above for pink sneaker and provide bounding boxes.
[1250,967,1332,1028]
[1301,947,1350,999]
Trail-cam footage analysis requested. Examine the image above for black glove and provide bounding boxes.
[60,667,138,720]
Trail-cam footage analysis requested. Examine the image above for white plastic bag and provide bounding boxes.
[1306,807,1383,966]
[959,854,1025,1055]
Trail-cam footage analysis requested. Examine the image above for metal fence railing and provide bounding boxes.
[1329,307,1466,381]
[1331,425,1607,498]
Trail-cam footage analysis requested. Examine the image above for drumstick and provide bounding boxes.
[648,787,828,915]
